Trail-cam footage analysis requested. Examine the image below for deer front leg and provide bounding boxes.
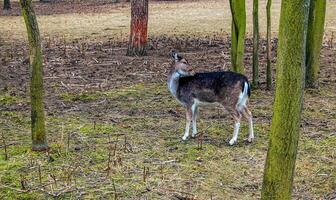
[182,107,192,140]
[191,102,198,138]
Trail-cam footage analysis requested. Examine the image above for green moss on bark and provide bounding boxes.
[261,0,309,199]
[229,0,246,74]
[266,0,272,90]
[305,0,326,88]
[252,0,259,88]
[20,0,48,151]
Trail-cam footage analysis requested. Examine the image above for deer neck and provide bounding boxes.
[168,71,181,98]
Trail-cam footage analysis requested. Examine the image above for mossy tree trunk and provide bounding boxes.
[127,0,148,56]
[305,0,326,88]
[20,0,48,151]
[4,0,11,10]
[266,0,272,90]
[252,0,259,88]
[229,0,246,74]
[261,0,310,199]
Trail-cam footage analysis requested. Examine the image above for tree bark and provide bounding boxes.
[305,0,326,88]
[229,0,246,74]
[127,0,148,56]
[261,0,310,199]
[252,0,259,88]
[20,0,48,151]
[266,0,272,90]
[4,0,11,10]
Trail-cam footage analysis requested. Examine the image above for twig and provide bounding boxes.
[38,164,42,184]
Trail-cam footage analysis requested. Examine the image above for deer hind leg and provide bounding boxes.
[182,107,192,141]
[241,106,254,142]
[191,102,198,138]
[229,109,242,145]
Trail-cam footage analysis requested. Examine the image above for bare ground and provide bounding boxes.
[0,34,335,199]
[0,0,336,199]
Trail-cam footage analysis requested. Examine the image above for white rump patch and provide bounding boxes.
[237,82,249,111]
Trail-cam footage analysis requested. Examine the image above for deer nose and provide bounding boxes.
[188,68,195,75]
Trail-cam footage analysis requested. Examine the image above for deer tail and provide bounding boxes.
[237,81,251,110]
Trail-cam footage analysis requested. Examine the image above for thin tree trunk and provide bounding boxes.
[266,0,272,90]
[252,0,259,88]
[4,0,11,10]
[229,0,246,74]
[20,0,48,151]
[305,0,326,88]
[127,0,148,56]
[261,0,310,199]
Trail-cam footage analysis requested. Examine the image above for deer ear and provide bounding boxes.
[171,50,182,62]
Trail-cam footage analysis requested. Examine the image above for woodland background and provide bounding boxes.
[0,0,335,199]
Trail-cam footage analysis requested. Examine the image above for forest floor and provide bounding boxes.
[1,0,336,199]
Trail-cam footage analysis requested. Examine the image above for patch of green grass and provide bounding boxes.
[0,95,19,106]
[60,92,101,102]
[0,111,30,126]
[60,83,147,102]
[0,63,335,199]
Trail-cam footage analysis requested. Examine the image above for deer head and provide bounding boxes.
[171,51,195,76]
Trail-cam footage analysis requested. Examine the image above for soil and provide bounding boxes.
[0,1,335,199]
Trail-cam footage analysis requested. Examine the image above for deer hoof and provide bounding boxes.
[229,139,237,146]
[248,137,254,143]
[182,136,188,141]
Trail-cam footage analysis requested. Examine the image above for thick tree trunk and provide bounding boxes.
[20,0,48,151]
[127,0,148,56]
[4,0,11,10]
[229,0,246,74]
[252,0,259,88]
[305,0,326,88]
[266,0,272,90]
[261,0,310,199]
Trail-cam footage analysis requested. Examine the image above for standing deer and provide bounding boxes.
[167,51,254,145]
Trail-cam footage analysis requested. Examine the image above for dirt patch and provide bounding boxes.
[0,35,279,113]
[0,0,131,16]
[0,35,335,199]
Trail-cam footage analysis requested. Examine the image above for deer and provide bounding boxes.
[167,51,254,145]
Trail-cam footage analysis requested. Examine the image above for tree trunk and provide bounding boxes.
[20,0,48,151]
[127,0,148,56]
[252,0,259,88]
[261,0,310,199]
[305,0,326,88]
[4,0,11,10]
[229,0,246,74]
[266,0,272,90]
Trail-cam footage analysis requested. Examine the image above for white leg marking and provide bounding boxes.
[183,110,192,141]
[191,102,198,137]
[248,118,254,142]
[229,122,240,145]
[183,119,191,140]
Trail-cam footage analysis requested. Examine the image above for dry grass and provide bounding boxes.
[0,0,336,199]
[1,0,336,44]
[0,35,335,199]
